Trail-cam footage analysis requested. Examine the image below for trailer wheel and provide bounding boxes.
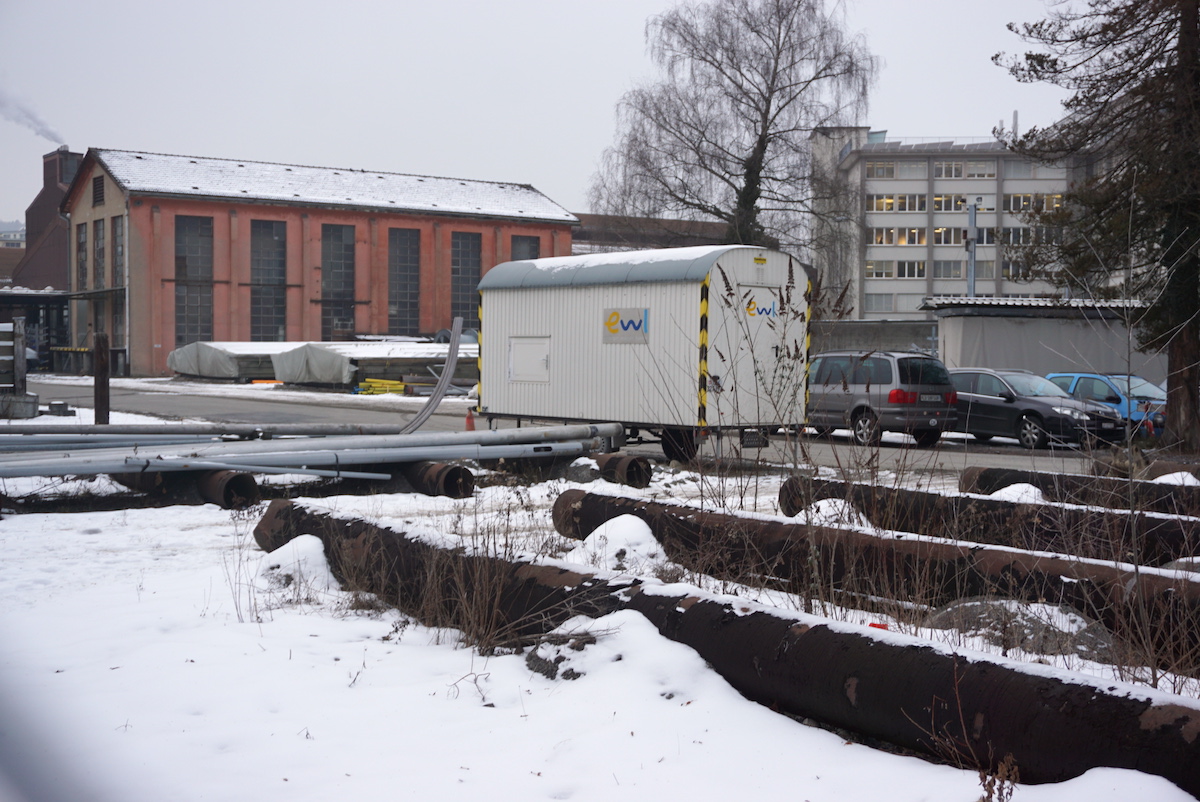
[661,427,698,462]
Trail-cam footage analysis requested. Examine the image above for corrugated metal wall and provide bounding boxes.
[480,249,807,429]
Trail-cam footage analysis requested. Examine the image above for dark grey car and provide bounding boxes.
[807,351,958,447]
[949,368,1123,449]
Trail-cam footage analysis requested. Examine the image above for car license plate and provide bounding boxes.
[920,394,941,402]
[1102,422,1115,429]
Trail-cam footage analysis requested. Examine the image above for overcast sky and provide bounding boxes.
[0,0,1069,224]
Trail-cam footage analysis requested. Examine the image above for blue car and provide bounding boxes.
[1045,372,1167,436]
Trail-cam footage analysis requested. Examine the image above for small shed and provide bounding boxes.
[923,297,1167,384]
[477,245,809,440]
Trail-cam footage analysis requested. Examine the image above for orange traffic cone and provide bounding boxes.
[465,409,475,431]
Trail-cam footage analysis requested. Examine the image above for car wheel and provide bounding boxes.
[913,429,941,448]
[851,410,881,447]
[1016,414,1048,449]
[973,434,994,442]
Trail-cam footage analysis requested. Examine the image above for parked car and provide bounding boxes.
[949,368,1124,449]
[806,350,958,447]
[1045,372,1167,436]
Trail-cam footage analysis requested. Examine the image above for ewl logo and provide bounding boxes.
[745,298,777,317]
[603,308,650,344]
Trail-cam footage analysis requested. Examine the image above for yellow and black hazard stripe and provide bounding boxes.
[476,294,483,414]
[697,274,710,427]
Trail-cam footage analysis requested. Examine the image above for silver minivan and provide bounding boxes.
[806,350,958,447]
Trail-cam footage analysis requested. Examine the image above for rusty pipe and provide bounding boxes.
[401,461,475,499]
[595,453,653,489]
[195,470,261,509]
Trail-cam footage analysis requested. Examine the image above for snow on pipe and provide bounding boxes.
[595,453,652,489]
[778,474,1200,566]
[551,489,1200,675]
[960,465,1200,516]
[401,462,475,499]
[252,499,1200,797]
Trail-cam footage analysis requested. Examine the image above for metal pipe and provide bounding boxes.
[0,437,611,479]
[0,435,238,453]
[0,423,622,475]
[116,460,394,481]
[398,316,463,434]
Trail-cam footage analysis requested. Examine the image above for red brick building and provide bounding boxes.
[61,149,577,376]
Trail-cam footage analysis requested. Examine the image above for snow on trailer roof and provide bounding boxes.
[478,244,766,289]
[91,149,578,224]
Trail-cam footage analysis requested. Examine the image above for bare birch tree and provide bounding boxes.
[587,0,875,253]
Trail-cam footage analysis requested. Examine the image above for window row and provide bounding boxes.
[1002,193,1063,212]
[75,216,126,293]
[867,194,1002,212]
[864,158,1062,181]
[861,293,929,314]
[169,216,539,347]
[864,259,1036,281]
[868,226,1060,246]
[865,159,999,180]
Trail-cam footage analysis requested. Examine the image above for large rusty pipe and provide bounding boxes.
[959,466,1200,516]
[552,489,1200,674]
[195,470,261,509]
[253,499,1200,796]
[401,461,475,499]
[779,475,1199,566]
[595,453,653,489]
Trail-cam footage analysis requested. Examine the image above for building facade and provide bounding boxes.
[61,149,577,376]
[811,128,1066,321]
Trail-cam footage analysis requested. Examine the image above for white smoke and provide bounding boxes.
[0,88,63,144]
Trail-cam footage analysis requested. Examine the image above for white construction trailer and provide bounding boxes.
[476,245,809,461]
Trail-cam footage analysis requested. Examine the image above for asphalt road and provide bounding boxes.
[27,377,1097,476]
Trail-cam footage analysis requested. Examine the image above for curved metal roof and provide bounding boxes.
[478,245,764,290]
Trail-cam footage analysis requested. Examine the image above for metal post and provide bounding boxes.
[966,200,978,297]
[12,317,25,397]
[94,332,110,425]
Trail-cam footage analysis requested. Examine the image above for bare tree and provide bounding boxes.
[997,0,1200,451]
[588,0,876,252]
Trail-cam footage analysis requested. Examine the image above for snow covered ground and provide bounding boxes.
[0,405,1196,801]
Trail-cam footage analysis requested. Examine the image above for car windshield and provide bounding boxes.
[897,357,951,385]
[1109,375,1167,402]
[1002,373,1070,398]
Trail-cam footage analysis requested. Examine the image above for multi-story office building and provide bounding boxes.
[810,128,1066,320]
